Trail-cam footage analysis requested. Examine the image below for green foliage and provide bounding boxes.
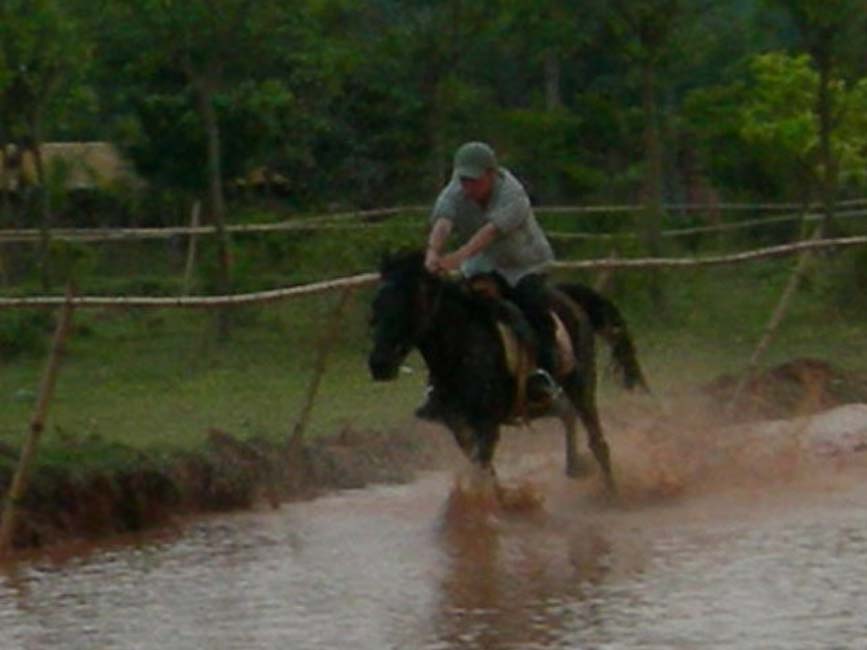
[123,92,205,192]
[836,78,867,189]
[741,54,816,155]
[0,0,865,221]
[497,108,605,201]
[739,52,867,196]
[47,240,98,284]
[681,80,772,197]
[194,212,423,293]
[0,310,52,359]
[0,0,92,140]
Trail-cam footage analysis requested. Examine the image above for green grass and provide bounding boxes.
[1,224,866,473]
[0,290,427,457]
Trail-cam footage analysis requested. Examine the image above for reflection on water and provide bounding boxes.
[2,467,867,649]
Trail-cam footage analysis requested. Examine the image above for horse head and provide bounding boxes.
[368,249,441,381]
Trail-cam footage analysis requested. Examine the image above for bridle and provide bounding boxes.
[373,270,444,362]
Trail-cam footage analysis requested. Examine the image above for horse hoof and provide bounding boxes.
[600,479,620,504]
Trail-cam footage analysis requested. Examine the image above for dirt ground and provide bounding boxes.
[2,356,866,555]
[701,357,867,421]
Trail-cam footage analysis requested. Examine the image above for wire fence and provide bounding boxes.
[1,235,866,310]
[0,199,867,547]
[3,199,867,244]
[2,199,867,551]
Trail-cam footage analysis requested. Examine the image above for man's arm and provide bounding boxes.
[439,222,499,272]
[425,218,453,272]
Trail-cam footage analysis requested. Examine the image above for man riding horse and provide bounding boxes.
[420,141,559,419]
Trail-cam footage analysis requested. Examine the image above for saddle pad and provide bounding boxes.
[496,313,574,378]
[496,322,526,377]
[553,311,575,375]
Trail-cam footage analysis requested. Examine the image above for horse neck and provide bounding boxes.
[416,284,470,380]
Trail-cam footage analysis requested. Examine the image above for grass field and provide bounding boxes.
[1,216,866,475]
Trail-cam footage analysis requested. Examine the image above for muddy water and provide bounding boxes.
[2,431,867,649]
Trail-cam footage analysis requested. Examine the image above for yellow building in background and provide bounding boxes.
[0,142,140,193]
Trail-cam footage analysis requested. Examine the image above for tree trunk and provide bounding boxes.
[194,80,233,340]
[0,144,9,222]
[544,49,563,111]
[815,50,837,236]
[641,59,665,308]
[31,115,53,292]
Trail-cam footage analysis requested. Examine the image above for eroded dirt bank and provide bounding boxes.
[0,425,452,553]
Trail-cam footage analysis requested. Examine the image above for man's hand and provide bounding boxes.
[438,251,463,272]
[426,248,462,274]
[424,248,442,273]
[425,218,453,273]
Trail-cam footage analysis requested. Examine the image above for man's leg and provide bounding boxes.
[510,273,560,401]
[511,273,557,375]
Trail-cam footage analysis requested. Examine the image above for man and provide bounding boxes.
[418,141,558,419]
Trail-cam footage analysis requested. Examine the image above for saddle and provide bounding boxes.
[465,274,578,417]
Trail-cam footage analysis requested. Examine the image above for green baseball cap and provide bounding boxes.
[453,141,498,179]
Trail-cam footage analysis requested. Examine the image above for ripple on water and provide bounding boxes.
[1,469,867,649]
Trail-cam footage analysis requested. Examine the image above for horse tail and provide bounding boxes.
[556,283,649,392]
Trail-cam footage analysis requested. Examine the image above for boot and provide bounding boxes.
[526,368,562,404]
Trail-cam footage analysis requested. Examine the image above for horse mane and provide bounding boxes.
[378,249,503,320]
[379,249,427,279]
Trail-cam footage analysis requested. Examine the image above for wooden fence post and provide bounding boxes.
[0,284,75,558]
[593,249,619,293]
[289,287,355,448]
[182,200,201,295]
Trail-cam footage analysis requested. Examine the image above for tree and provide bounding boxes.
[100,0,322,336]
[495,0,591,111]
[354,1,500,186]
[0,0,92,289]
[740,52,867,205]
[604,0,692,306]
[767,0,867,232]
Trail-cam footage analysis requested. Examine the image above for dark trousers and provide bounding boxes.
[510,273,556,375]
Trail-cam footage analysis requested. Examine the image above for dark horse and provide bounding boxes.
[368,250,647,492]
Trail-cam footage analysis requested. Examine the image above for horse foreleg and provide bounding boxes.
[577,400,616,494]
[552,391,589,478]
[446,419,492,466]
[449,421,500,493]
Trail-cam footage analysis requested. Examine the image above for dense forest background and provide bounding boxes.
[1,0,867,239]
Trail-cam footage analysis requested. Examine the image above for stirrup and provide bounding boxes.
[527,368,562,402]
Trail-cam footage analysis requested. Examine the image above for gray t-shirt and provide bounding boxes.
[430,168,554,286]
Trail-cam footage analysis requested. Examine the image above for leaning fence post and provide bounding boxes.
[289,287,355,448]
[0,283,75,558]
[727,226,823,414]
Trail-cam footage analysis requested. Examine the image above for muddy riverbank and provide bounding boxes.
[1,357,866,555]
[0,424,452,553]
